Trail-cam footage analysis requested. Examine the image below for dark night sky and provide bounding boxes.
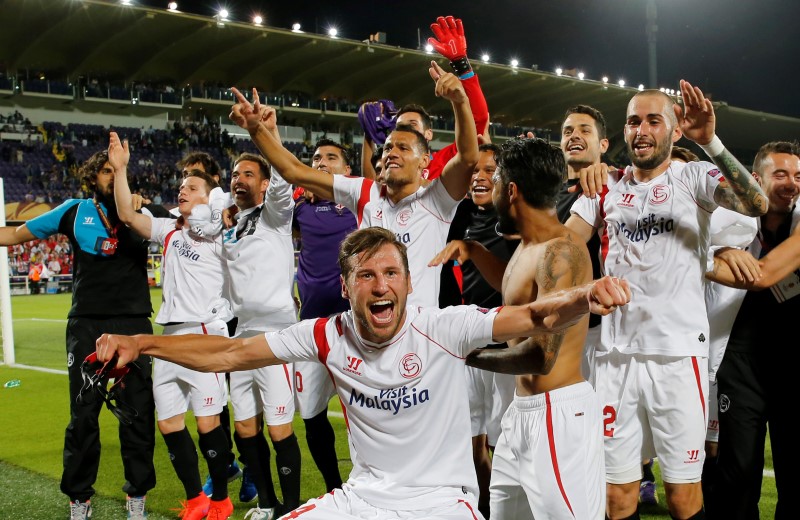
[141,0,800,119]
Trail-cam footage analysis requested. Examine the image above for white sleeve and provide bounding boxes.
[421,179,462,221]
[421,305,499,358]
[262,167,295,232]
[570,194,601,229]
[332,175,374,217]
[265,319,320,364]
[148,215,169,243]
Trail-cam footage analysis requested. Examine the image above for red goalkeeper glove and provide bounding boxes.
[428,16,473,77]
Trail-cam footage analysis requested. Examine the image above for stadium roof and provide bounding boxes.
[2,0,799,159]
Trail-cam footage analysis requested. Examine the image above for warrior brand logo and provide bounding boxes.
[344,356,364,376]
[719,393,730,413]
[649,184,670,205]
[615,213,675,243]
[396,208,413,226]
[348,385,430,415]
[399,353,421,379]
[374,209,383,220]
[707,419,719,431]
[685,449,700,463]
[83,216,95,225]
[172,239,201,261]
[619,193,636,208]
[275,405,286,416]
[203,397,214,407]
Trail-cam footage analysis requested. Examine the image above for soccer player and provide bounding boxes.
[0,136,166,520]
[434,138,607,519]
[228,58,479,308]
[568,80,767,520]
[110,132,235,520]
[221,151,302,519]
[292,138,357,492]
[97,226,631,520]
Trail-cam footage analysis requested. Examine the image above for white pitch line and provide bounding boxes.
[13,318,68,323]
[6,363,67,375]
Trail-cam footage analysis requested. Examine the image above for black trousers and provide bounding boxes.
[710,350,788,519]
[61,316,156,501]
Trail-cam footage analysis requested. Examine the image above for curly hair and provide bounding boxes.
[78,150,110,194]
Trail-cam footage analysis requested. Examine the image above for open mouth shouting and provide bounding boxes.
[369,299,395,325]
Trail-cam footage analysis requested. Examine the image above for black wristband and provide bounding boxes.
[449,56,472,76]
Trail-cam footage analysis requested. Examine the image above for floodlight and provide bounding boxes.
[328,27,338,38]
[510,59,519,68]
[167,2,178,11]
[618,79,626,87]
[253,15,263,25]
[291,22,302,32]
[481,54,490,63]
[577,72,585,80]
[555,67,563,76]
[638,84,645,91]
[602,76,609,84]
[218,9,228,20]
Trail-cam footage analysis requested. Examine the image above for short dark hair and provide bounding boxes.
[563,105,607,139]
[392,123,430,156]
[233,152,271,180]
[183,169,219,194]
[479,143,502,160]
[314,138,353,167]
[397,103,433,132]
[497,138,566,209]
[78,150,110,193]
[177,151,221,178]
[753,141,800,174]
[670,146,700,163]
[338,227,409,282]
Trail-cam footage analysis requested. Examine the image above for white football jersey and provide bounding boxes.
[150,218,232,325]
[332,175,461,307]
[571,160,723,357]
[222,169,297,333]
[266,305,499,510]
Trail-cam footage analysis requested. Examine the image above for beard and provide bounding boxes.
[495,204,518,235]
[626,137,672,170]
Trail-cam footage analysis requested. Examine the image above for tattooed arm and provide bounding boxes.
[676,79,767,217]
[467,236,592,375]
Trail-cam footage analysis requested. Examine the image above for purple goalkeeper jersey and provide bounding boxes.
[293,196,357,319]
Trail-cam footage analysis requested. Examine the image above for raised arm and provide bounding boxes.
[230,87,335,201]
[109,132,152,238]
[0,224,36,246]
[429,61,479,201]
[96,331,285,373]
[466,275,630,374]
[428,15,489,136]
[677,79,767,217]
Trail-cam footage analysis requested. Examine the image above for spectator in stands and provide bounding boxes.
[0,137,172,519]
[27,261,42,294]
